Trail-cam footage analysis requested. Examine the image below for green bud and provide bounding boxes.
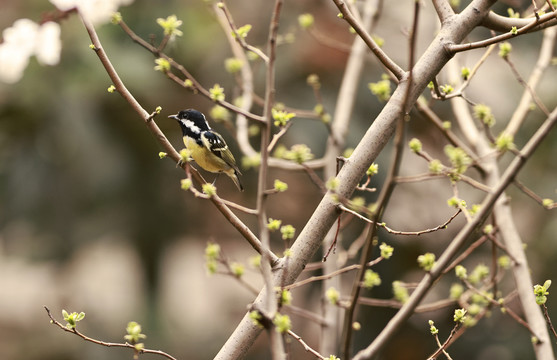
[392,281,409,304]
[206,259,217,275]
[205,243,220,260]
[273,179,288,192]
[249,311,263,327]
[534,281,551,305]
[249,254,261,268]
[469,264,489,285]
[231,262,245,277]
[154,58,171,72]
[495,132,515,152]
[372,34,384,47]
[224,57,244,74]
[507,8,520,18]
[62,310,85,329]
[379,242,394,259]
[180,178,192,191]
[498,255,511,269]
[440,84,454,94]
[157,15,183,37]
[124,321,146,344]
[467,303,482,316]
[368,79,391,102]
[461,66,470,80]
[272,108,296,127]
[455,265,467,279]
[273,313,291,334]
[298,13,314,29]
[450,283,464,299]
[210,105,231,123]
[366,163,379,176]
[326,287,340,305]
[417,253,436,271]
[284,144,314,164]
[429,159,443,174]
[343,148,354,158]
[542,198,554,209]
[267,218,282,231]
[453,308,467,323]
[326,177,340,191]
[444,145,471,174]
[209,84,226,102]
[429,319,439,335]
[107,85,116,93]
[363,269,381,289]
[280,225,296,240]
[180,148,192,163]
[241,153,261,169]
[473,104,495,127]
[234,24,252,39]
[279,289,292,306]
[158,152,167,159]
[409,138,422,153]
[307,74,320,88]
[349,196,366,210]
[111,12,122,24]
[447,197,466,208]
[499,42,512,58]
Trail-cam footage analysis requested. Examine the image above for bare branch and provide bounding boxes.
[44,306,177,360]
[331,0,405,80]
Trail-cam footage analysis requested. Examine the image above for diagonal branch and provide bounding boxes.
[80,14,277,263]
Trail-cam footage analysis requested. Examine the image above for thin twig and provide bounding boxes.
[450,11,557,53]
[428,324,459,360]
[44,306,177,360]
[287,329,328,359]
[503,56,550,116]
[116,19,265,123]
[331,0,405,80]
[338,204,461,236]
[542,304,557,341]
[217,2,269,62]
[514,180,557,209]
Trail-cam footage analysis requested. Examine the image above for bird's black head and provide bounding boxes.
[168,108,210,135]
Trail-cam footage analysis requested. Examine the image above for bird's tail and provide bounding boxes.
[227,169,244,192]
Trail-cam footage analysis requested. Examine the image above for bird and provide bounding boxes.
[168,109,244,191]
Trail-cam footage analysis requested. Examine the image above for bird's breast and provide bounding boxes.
[183,136,230,173]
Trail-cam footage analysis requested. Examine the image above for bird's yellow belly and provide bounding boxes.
[184,136,230,173]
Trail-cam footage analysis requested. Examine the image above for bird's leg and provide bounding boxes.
[212,173,221,186]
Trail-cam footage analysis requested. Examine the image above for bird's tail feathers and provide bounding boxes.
[226,169,244,192]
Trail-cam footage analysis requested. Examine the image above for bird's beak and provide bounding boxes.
[168,114,179,120]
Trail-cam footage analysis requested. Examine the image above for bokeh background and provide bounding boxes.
[1,0,556,359]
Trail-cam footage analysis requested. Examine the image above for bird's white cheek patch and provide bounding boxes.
[182,119,201,134]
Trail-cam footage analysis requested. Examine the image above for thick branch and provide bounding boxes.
[215,1,499,358]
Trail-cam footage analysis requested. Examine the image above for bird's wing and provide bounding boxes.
[201,131,242,174]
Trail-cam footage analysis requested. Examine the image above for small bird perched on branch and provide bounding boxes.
[169,109,243,191]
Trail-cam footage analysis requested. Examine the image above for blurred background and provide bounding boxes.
[0,0,556,359]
